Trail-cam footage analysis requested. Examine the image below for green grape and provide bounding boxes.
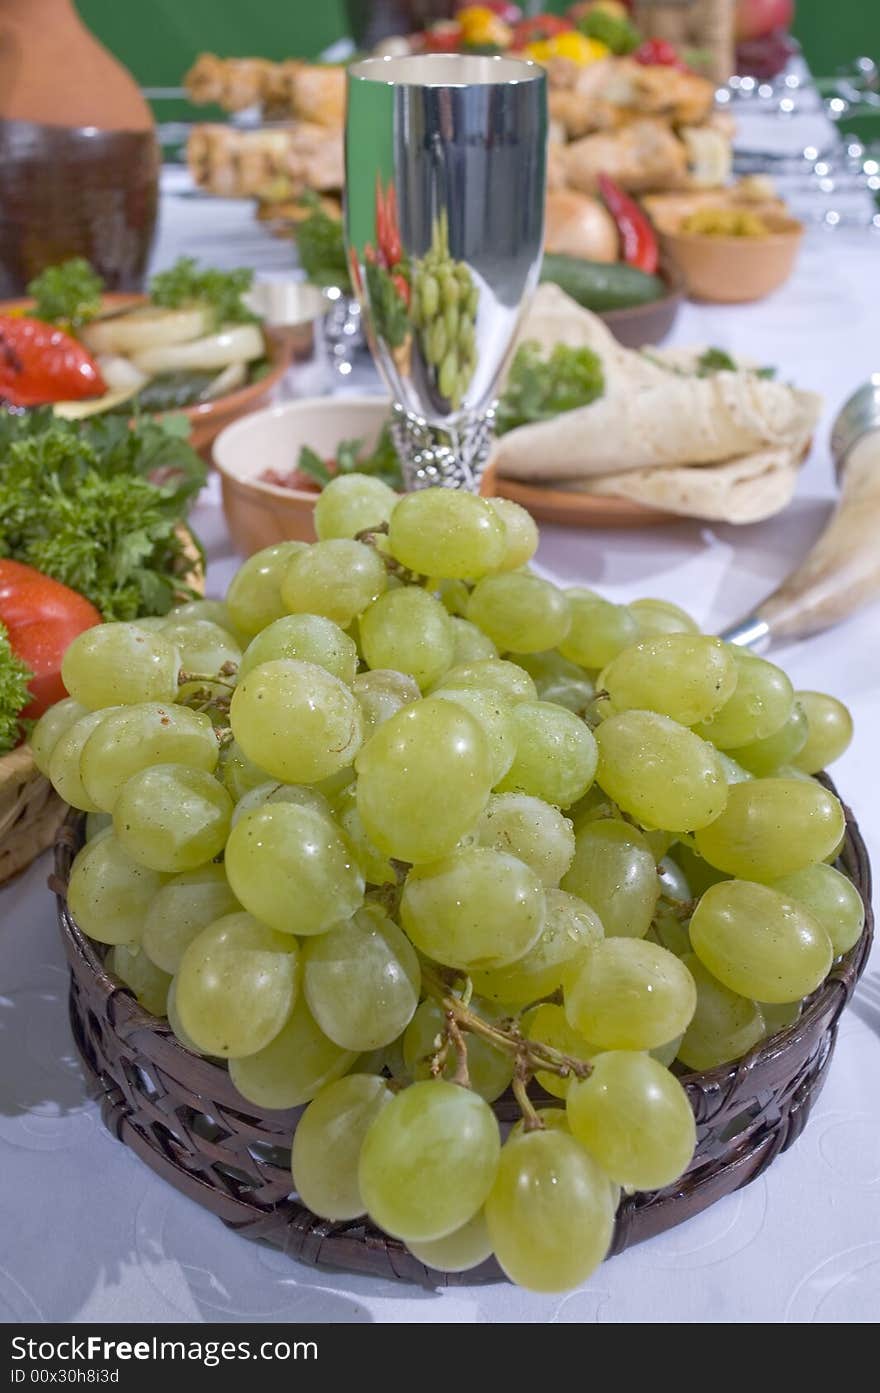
[467,573,571,654]
[561,819,659,940]
[165,977,205,1055]
[487,497,539,572]
[354,1035,408,1081]
[509,1107,571,1139]
[558,591,640,668]
[449,617,498,663]
[355,698,492,863]
[568,782,617,830]
[30,698,87,776]
[694,777,845,880]
[432,686,516,785]
[281,539,386,628]
[521,1002,600,1099]
[595,711,727,832]
[313,765,356,802]
[401,846,545,971]
[408,1208,493,1273]
[333,784,395,885]
[565,937,697,1050]
[80,702,219,811]
[658,855,690,902]
[131,617,167,633]
[231,780,330,829]
[473,792,575,887]
[676,954,765,1070]
[485,1129,614,1293]
[225,803,364,936]
[291,1073,393,1219]
[230,659,363,783]
[768,864,865,957]
[760,999,802,1036]
[48,709,117,811]
[160,619,241,677]
[718,751,754,784]
[694,650,793,749]
[496,701,598,808]
[567,1050,695,1189]
[226,541,306,638]
[358,1079,501,1242]
[106,944,172,1017]
[314,473,398,541]
[238,614,358,686]
[113,764,232,873]
[220,739,269,800]
[792,691,854,772]
[435,578,470,617]
[651,1034,683,1067]
[175,911,299,1058]
[628,597,700,637]
[229,995,356,1108]
[67,832,166,946]
[388,489,505,579]
[517,650,595,714]
[142,864,239,973]
[61,624,180,710]
[689,880,833,1003]
[402,999,514,1103]
[430,659,537,704]
[351,669,420,732]
[359,587,454,690]
[647,906,691,960]
[732,702,808,776]
[472,888,602,1006]
[302,906,420,1051]
[601,635,736,727]
[169,598,241,639]
[671,840,729,898]
[85,811,112,841]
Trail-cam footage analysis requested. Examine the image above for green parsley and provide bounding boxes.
[150,257,257,329]
[496,341,605,435]
[0,622,32,755]
[293,193,352,293]
[26,258,105,327]
[295,420,403,491]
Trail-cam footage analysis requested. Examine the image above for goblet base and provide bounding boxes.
[391,404,496,493]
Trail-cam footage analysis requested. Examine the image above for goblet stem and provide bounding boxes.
[390,403,497,492]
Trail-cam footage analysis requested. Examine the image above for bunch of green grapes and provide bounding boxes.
[33,477,862,1295]
[410,211,479,411]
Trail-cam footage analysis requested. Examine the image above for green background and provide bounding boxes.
[77,0,879,130]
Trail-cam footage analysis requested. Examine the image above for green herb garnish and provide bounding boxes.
[365,261,410,351]
[26,258,105,327]
[577,9,640,55]
[696,347,738,376]
[293,193,352,293]
[0,622,32,755]
[295,420,403,492]
[0,411,206,621]
[496,341,605,435]
[150,257,257,329]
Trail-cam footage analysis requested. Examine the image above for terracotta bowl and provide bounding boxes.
[599,263,685,348]
[659,217,804,304]
[214,396,498,553]
[0,291,297,457]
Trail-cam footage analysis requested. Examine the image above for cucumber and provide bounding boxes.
[539,255,665,313]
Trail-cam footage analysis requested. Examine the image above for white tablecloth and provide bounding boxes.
[2,116,880,1324]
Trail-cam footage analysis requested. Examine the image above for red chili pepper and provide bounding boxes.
[597,173,659,274]
[511,14,574,48]
[633,37,686,69]
[391,272,411,308]
[375,174,389,270]
[0,559,102,719]
[383,182,403,269]
[0,315,106,407]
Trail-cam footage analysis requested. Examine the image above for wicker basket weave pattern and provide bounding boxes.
[53,784,873,1286]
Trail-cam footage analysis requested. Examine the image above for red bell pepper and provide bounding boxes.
[422,21,463,53]
[0,560,102,719]
[511,14,574,48]
[598,173,659,275]
[633,37,686,69]
[0,315,106,407]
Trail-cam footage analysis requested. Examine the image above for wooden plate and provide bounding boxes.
[487,472,674,528]
[0,292,293,457]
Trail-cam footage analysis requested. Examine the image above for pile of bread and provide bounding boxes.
[183,51,733,248]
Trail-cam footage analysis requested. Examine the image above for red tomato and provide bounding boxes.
[0,560,102,718]
[736,0,793,42]
[0,315,106,407]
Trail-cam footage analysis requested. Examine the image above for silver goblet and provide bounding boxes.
[345,53,547,491]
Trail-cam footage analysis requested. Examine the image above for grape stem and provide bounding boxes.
[421,967,593,1088]
[512,1069,543,1131]
[444,1010,471,1089]
[178,667,238,691]
[353,522,426,587]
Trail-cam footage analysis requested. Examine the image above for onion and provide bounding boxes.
[81,305,211,356]
[200,361,247,400]
[131,324,265,375]
[544,190,619,263]
[96,354,149,394]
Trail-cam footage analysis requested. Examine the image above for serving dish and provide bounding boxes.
[658,217,804,304]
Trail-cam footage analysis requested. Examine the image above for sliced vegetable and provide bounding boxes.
[81,304,211,357]
[0,316,106,407]
[539,253,665,311]
[96,354,149,395]
[201,362,248,401]
[54,388,139,420]
[597,174,659,274]
[0,559,101,719]
[131,323,265,375]
[27,257,105,328]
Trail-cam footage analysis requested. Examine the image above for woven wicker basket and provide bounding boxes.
[0,746,67,886]
[52,783,873,1286]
